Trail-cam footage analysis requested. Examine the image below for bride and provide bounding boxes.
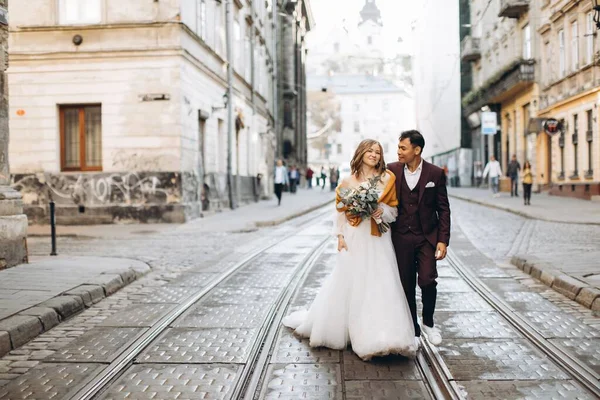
[282,139,417,361]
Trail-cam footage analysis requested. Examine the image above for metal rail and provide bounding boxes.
[235,238,330,400]
[66,206,332,400]
[417,337,466,400]
[447,248,600,398]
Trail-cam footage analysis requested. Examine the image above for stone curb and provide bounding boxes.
[448,193,600,226]
[0,261,151,358]
[510,255,600,311]
[254,198,335,228]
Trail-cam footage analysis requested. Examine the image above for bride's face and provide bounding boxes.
[362,144,381,168]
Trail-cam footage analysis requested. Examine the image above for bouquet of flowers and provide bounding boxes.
[336,175,390,234]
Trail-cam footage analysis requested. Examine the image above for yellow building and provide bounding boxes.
[461,1,539,192]
[536,0,599,200]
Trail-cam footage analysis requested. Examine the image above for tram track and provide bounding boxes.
[63,207,332,400]
[48,203,598,400]
[447,248,600,398]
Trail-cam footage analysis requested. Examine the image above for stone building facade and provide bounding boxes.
[536,0,600,199]
[0,0,28,268]
[8,0,313,224]
[461,0,599,200]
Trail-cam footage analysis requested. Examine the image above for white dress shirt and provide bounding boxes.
[482,160,503,178]
[404,159,423,191]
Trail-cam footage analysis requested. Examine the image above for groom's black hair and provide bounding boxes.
[399,130,425,150]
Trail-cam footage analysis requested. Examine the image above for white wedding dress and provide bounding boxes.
[282,194,417,361]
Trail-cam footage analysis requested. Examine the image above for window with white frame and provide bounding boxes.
[544,41,552,85]
[522,24,531,59]
[234,20,242,72]
[196,0,206,40]
[559,29,565,77]
[587,12,594,65]
[59,0,101,25]
[244,27,251,82]
[571,21,579,72]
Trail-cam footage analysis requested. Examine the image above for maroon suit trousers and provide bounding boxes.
[392,231,438,336]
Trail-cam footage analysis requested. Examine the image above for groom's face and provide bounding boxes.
[397,138,421,164]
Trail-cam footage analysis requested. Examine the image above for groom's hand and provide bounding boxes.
[435,242,447,260]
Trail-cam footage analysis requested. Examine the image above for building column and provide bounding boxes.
[0,0,28,269]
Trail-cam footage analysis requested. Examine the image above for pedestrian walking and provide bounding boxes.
[329,166,339,191]
[522,161,533,205]
[320,167,327,190]
[289,166,299,194]
[482,155,503,197]
[274,159,289,206]
[306,167,314,189]
[507,154,521,197]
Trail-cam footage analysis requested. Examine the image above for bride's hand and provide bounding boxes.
[371,207,383,220]
[337,235,348,252]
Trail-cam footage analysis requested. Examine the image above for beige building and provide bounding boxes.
[8,0,313,224]
[537,0,599,199]
[462,0,540,188]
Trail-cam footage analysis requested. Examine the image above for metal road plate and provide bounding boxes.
[472,267,511,278]
[290,286,319,307]
[342,351,420,380]
[259,363,342,399]
[220,272,293,288]
[173,303,267,328]
[203,286,281,304]
[272,328,341,364]
[480,278,530,293]
[438,339,569,380]
[46,328,146,362]
[436,292,494,312]
[345,380,431,400]
[128,285,200,304]
[460,380,595,400]
[435,312,521,339]
[436,278,474,293]
[241,261,299,274]
[100,304,177,327]
[137,328,257,364]
[520,312,600,339]
[0,363,102,399]
[501,292,561,312]
[437,266,459,278]
[550,338,600,374]
[99,364,241,400]
[167,273,220,287]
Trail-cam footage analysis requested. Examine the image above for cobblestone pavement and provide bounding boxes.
[0,199,598,399]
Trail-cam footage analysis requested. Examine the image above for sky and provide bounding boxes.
[307,0,422,59]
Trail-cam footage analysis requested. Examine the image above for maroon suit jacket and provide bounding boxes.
[387,160,451,247]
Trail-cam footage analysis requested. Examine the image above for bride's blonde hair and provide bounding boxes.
[350,139,387,177]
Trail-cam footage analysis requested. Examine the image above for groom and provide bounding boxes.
[388,130,451,346]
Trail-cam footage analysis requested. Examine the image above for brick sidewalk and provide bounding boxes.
[448,187,600,225]
[1,189,334,357]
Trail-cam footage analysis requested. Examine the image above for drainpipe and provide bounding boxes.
[272,1,279,159]
[226,0,235,209]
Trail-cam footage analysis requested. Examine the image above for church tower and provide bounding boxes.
[358,0,383,46]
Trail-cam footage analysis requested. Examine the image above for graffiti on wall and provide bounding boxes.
[12,172,184,206]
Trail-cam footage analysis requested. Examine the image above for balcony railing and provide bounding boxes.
[499,0,529,19]
[462,59,535,116]
[461,36,481,63]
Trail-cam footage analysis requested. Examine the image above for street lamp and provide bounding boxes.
[211,92,229,113]
[594,0,600,30]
